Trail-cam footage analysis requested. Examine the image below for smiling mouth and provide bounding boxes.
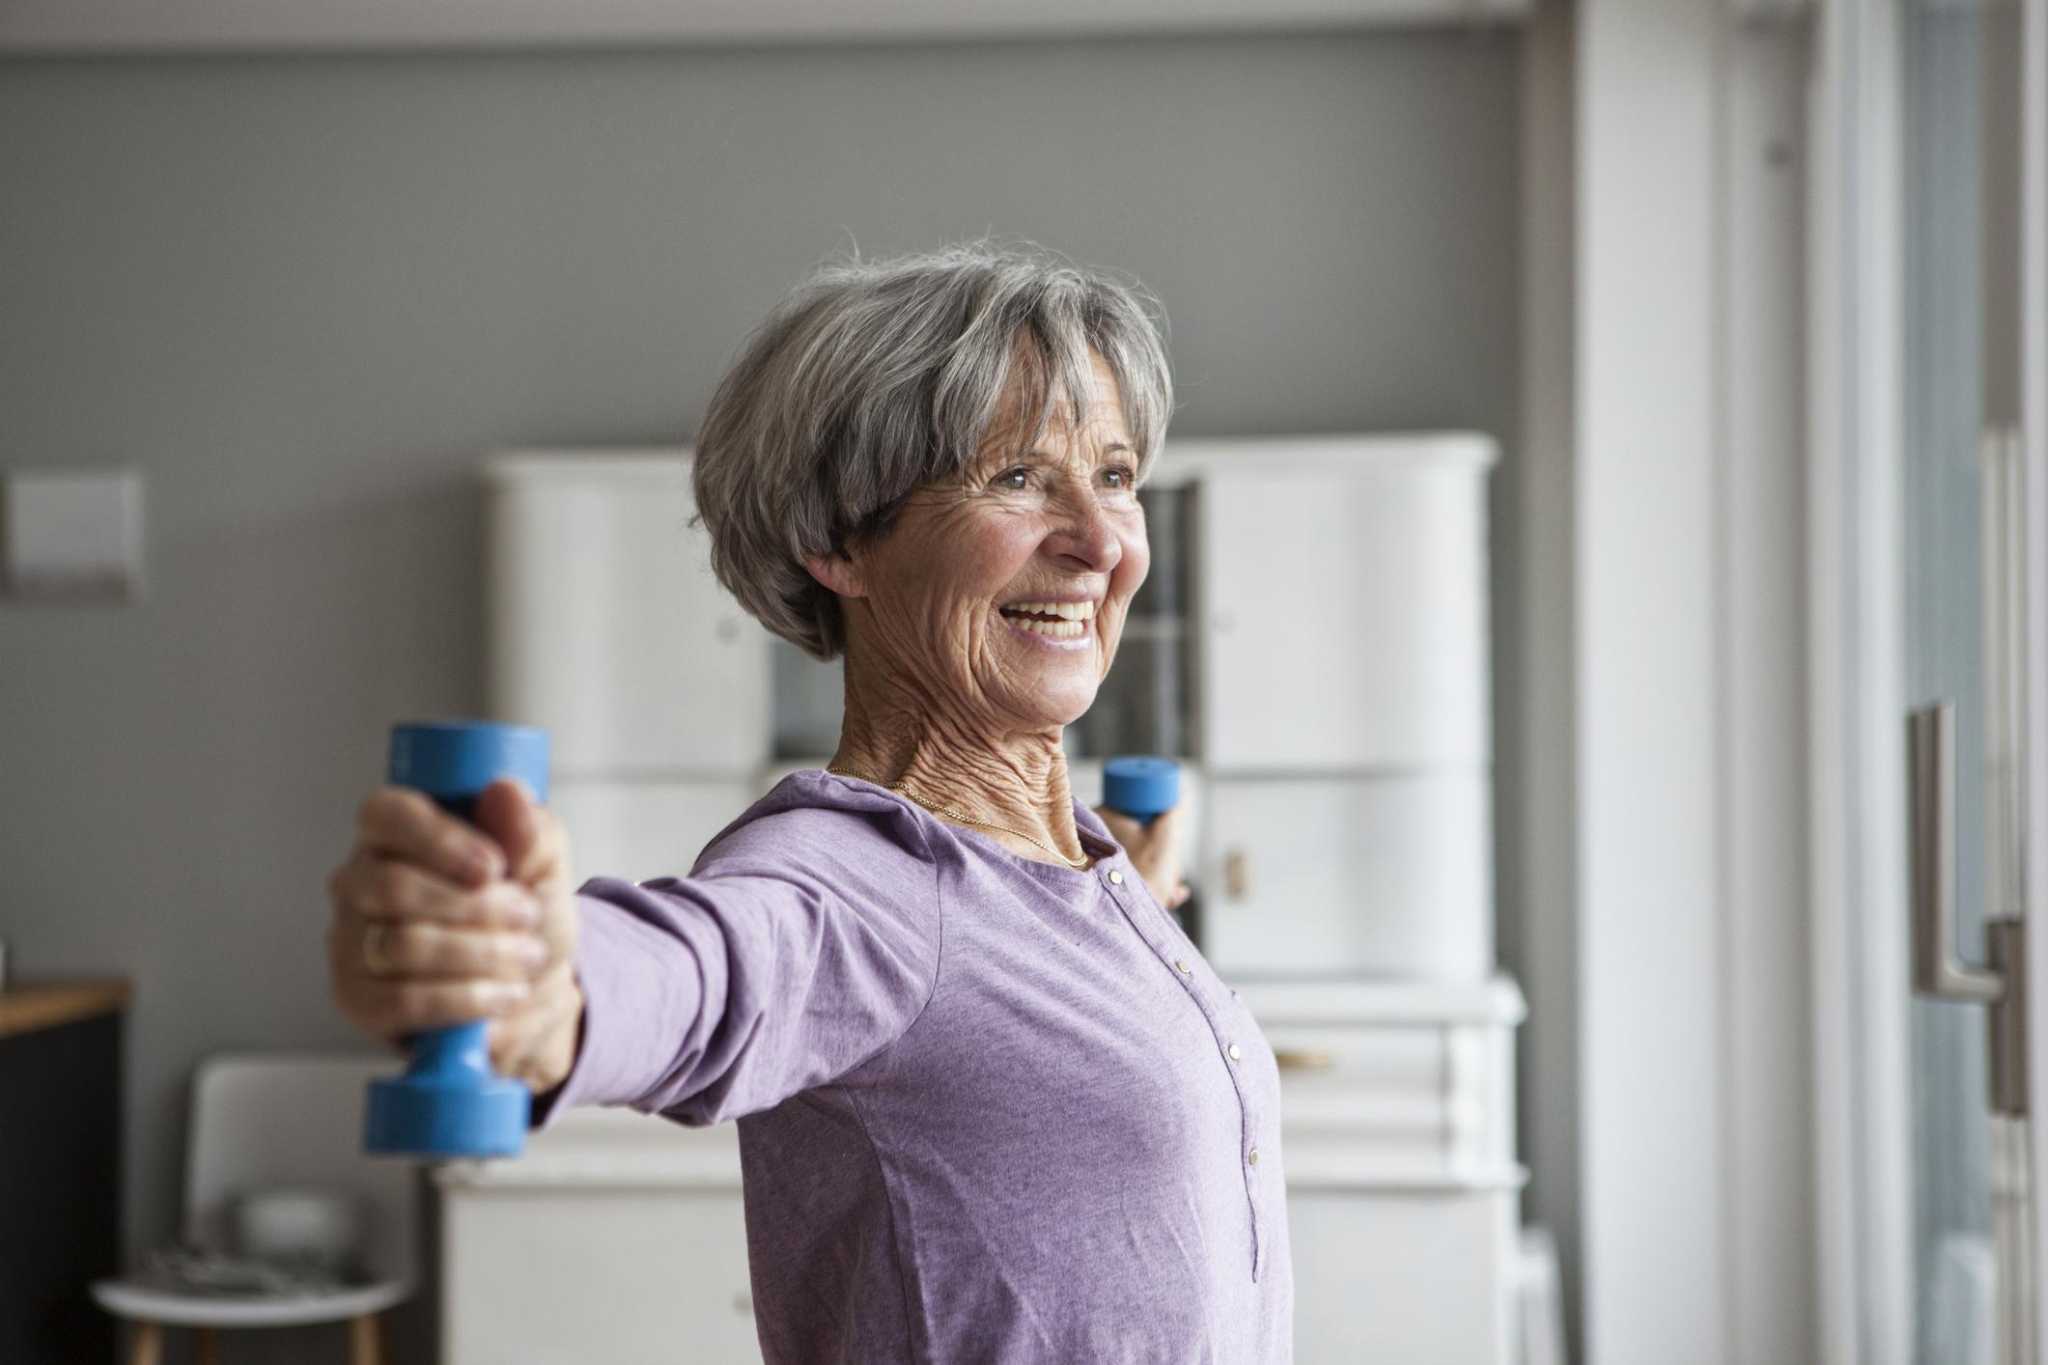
[997,599,1097,641]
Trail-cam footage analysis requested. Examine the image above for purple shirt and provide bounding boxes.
[536,768,1294,1363]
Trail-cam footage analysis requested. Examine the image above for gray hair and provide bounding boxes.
[690,239,1175,660]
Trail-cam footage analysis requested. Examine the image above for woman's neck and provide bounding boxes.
[828,654,1086,867]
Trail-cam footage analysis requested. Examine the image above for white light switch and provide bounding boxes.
[2,467,146,603]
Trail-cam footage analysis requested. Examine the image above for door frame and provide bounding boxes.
[2022,0,2048,1339]
[1806,0,1914,1360]
[1808,0,2048,1362]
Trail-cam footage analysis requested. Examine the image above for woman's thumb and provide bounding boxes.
[474,777,544,881]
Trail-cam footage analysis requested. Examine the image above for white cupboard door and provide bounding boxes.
[1289,1188,1518,1365]
[444,1188,758,1365]
[485,456,770,777]
[1201,775,1493,980]
[548,779,755,884]
[1193,464,1489,772]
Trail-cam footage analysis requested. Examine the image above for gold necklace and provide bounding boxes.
[827,764,1091,870]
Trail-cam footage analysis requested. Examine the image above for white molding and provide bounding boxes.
[1574,2,1726,1361]
[2023,0,2048,1357]
[1806,0,1914,1361]
[1804,6,1858,1357]
[0,0,1533,53]
[1722,18,1817,1363]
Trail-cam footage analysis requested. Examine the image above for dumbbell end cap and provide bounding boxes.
[1103,756,1181,822]
[364,1073,528,1158]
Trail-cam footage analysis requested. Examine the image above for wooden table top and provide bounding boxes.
[0,979,132,1039]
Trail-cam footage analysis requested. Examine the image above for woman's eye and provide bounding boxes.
[1102,465,1136,489]
[992,467,1031,491]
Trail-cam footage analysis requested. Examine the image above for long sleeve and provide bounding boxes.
[530,790,943,1130]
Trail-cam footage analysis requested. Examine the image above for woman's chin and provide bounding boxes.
[993,677,1100,734]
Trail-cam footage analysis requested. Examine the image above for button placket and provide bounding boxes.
[1099,861,1265,1278]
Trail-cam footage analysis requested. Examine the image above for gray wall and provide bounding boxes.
[0,31,1521,1362]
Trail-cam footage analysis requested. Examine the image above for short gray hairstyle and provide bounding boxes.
[691,239,1175,660]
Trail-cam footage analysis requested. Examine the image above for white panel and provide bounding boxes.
[1195,461,1490,771]
[1,466,145,601]
[1201,774,1492,979]
[483,453,770,776]
[443,1188,757,1365]
[550,778,754,884]
[440,1112,755,1363]
[1577,0,1725,1361]
[1289,1190,1519,1365]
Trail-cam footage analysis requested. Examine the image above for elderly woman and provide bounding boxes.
[327,242,1293,1362]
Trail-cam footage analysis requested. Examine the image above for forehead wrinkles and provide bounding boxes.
[974,394,1132,478]
[982,335,1129,461]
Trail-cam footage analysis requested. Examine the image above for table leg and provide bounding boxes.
[349,1313,384,1365]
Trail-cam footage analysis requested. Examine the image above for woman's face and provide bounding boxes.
[838,351,1151,736]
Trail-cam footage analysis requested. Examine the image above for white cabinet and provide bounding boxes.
[1241,976,1526,1365]
[1154,433,1497,982]
[484,452,770,779]
[1201,772,1493,979]
[436,1113,757,1365]
[547,778,756,884]
[1186,449,1492,772]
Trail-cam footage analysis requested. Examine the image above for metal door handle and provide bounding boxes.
[1907,702,2003,1003]
[1222,848,1250,901]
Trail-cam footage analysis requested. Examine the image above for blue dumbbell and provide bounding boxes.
[364,720,550,1159]
[1103,755,1180,824]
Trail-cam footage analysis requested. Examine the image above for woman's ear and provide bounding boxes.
[803,550,866,600]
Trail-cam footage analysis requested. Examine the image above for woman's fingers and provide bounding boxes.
[344,969,533,1036]
[473,777,569,886]
[326,844,555,1041]
[486,962,581,1091]
[331,910,550,984]
[1095,807,1141,847]
[332,785,579,1058]
[355,786,505,888]
[326,915,542,1037]
[328,854,541,932]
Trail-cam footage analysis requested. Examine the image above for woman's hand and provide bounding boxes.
[1094,804,1192,912]
[326,777,584,1095]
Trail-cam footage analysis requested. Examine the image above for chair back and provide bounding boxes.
[183,1053,417,1289]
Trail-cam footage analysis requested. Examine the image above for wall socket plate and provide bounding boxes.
[1,467,146,604]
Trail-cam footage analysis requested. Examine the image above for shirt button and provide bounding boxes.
[1174,959,1192,974]
[1247,1147,1260,1167]
[1227,1043,1243,1061]
[1108,870,1124,885]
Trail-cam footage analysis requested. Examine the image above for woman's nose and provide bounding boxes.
[1046,483,1122,573]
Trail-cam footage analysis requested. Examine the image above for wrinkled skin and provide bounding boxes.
[816,349,1187,900]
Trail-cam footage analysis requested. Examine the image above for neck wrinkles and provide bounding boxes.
[830,643,1086,867]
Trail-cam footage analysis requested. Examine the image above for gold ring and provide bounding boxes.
[362,922,395,977]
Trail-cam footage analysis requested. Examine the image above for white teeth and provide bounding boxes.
[1011,616,1087,639]
[1005,599,1097,621]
